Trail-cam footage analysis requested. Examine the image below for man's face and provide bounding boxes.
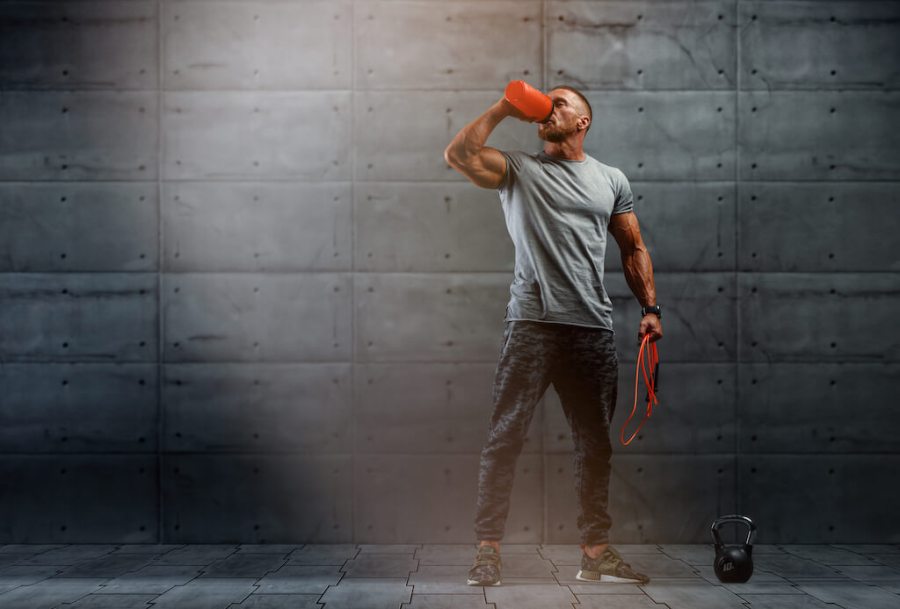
[537,89,589,143]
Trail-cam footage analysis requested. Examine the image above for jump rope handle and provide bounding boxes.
[620,334,661,447]
[645,361,660,404]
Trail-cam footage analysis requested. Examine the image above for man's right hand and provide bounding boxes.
[498,97,536,123]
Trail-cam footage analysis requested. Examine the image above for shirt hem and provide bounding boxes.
[504,317,615,333]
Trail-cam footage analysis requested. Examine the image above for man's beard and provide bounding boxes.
[539,122,574,143]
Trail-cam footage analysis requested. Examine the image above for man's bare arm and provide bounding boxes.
[610,210,663,342]
[609,211,656,308]
[444,98,529,189]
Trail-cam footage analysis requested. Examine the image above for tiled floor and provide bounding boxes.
[0,543,898,608]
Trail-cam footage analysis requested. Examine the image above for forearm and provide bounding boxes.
[445,100,508,162]
[621,245,656,308]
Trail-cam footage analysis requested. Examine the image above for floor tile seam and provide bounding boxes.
[479,581,488,607]
[285,556,357,564]
[780,584,858,609]
[48,572,134,583]
[285,561,352,567]
[315,571,342,605]
[779,548,883,570]
[855,557,900,568]
[339,559,419,579]
[199,562,287,581]
[823,544,898,559]
[406,561,417,592]
[55,558,161,579]
[729,585,809,601]
[237,584,258,607]
[570,586,661,599]
[340,576,419,581]
[167,564,207,592]
[872,581,900,594]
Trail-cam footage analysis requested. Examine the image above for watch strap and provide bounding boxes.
[641,304,662,318]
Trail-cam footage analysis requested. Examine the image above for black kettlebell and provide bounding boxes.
[710,514,756,583]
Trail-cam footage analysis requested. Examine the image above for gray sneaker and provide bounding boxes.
[466,545,502,586]
[576,546,650,584]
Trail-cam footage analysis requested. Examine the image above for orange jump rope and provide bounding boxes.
[620,334,660,446]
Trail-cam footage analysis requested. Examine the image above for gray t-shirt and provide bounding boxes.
[497,149,634,331]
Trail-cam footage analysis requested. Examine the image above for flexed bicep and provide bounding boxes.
[446,146,508,190]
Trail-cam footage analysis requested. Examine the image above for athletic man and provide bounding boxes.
[443,86,663,586]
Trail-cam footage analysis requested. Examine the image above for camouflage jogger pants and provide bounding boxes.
[474,320,619,546]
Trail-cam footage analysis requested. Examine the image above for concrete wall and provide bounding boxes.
[1,0,898,544]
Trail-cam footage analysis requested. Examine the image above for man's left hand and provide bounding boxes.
[638,314,663,344]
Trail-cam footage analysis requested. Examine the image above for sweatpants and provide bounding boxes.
[474,319,619,546]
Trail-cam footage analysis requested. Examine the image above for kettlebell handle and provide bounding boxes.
[711,514,756,548]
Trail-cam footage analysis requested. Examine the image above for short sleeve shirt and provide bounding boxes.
[497,149,634,331]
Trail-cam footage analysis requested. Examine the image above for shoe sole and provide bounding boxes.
[576,570,648,584]
[466,578,501,586]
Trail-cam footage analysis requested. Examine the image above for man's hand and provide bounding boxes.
[498,97,536,123]
[638,314,662,344]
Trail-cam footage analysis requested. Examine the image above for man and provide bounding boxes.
[443,86,663,586]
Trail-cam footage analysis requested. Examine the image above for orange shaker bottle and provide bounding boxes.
[504,80,553,123]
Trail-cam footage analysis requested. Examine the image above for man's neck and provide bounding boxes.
[542,140,586,161]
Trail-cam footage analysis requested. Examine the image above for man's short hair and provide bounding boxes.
[552,85,592,133]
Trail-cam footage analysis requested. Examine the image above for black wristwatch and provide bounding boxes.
[641,304,662,319]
